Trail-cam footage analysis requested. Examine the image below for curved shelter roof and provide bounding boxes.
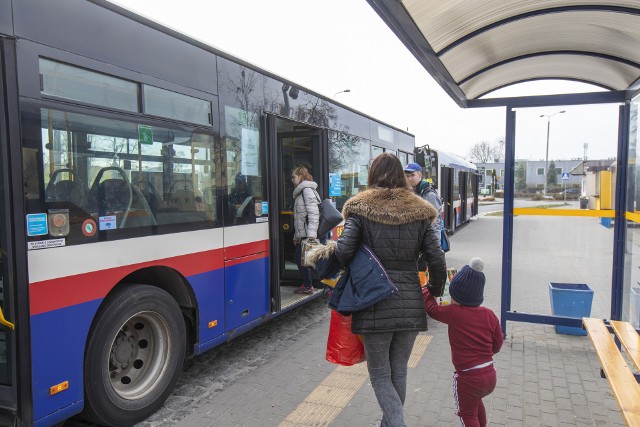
[367,0,640,106]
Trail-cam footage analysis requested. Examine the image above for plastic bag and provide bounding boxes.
[325,311,365,366]
[437,268,457,306]
[419,269,429,287]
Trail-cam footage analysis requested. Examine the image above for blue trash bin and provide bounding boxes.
[548,283,594,336]
[600,217,612,228]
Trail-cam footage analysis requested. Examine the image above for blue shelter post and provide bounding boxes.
[611,103,630,321]
[500,108,516,335]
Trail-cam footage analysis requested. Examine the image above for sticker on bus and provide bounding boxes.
[99,216,117,230]
[26,213,48,236]
[27,238,65,250]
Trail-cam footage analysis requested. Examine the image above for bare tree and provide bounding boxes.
[468,141,496,163]
[469,138,505,163]
[494,138,505,161]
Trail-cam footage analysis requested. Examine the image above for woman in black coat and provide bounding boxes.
[335,153,446,427]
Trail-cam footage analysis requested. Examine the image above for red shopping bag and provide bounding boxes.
[325,310,365,366]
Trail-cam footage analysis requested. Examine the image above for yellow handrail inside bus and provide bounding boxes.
[0,307,15,330]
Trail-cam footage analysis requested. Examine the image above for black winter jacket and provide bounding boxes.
[335,188,447,334]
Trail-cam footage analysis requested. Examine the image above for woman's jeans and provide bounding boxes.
[362,331,419,427]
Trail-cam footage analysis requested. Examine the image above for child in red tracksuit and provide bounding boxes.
[423,258,504,427]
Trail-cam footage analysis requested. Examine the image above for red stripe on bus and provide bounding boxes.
[224,240,269,260]
[224,250,268,267]
[29,248,225,315]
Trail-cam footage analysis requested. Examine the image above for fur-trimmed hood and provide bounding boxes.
[306,240,337,268]
[342,188,437,225]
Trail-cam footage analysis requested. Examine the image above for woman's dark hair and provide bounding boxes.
[368,153,410,189]
[292,166,313,182]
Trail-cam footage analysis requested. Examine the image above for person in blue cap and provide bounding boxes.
[404,162,443,237]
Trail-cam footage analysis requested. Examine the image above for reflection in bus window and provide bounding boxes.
[22,108,220,245]
[329,132,369,210]
[224,105,264,225]
[39,58,138,112]
[371,145,384,160]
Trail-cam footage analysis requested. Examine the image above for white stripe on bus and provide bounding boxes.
[28,222,269,283]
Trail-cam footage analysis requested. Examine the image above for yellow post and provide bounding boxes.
[600,170,612,210]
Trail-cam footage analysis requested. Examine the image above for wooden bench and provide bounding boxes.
[583,318,640,426]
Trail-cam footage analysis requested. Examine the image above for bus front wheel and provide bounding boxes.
[83,285,186,426]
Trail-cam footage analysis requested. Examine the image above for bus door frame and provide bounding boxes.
[459,170,468,225]
[264,114,328,312]
[440,166,454,233]
[0,37,33,425]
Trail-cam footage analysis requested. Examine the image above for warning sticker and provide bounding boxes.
[28,238,65,251]
[99,216,117,231]
[27,213,48,236]
[82,219,97,237]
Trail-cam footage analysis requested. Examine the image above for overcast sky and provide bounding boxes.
[110,0,620,162]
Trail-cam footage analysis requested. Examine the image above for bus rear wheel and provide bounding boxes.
[83,285,186,426]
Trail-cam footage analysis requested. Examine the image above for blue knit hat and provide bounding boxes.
[449,258,485,307]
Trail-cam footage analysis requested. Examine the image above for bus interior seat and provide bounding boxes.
[97,179,132,214]
[88,167,133,227]
[134,180,161,215]
[128,182,158,226]
[45,168,87,207]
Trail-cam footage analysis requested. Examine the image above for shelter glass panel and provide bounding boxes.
[511,216,613,320]
[624,95,640,327]
[510,106,618,321]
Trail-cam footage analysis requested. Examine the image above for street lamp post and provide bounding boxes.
[540,110,566,196]
[333,89,351,98]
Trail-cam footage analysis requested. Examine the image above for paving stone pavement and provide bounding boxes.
[125,212,629,426]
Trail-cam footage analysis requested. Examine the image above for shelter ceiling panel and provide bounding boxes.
[441,11,640,82]
[459,54,638,99]
[401,0,640,53]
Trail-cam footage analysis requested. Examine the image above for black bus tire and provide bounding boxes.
[82,285,186,426]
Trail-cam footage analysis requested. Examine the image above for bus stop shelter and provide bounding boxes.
[366,0,640,333]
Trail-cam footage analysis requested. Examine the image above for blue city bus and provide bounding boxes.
[0,1,416,425]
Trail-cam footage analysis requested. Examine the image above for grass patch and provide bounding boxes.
[527,203,569,209]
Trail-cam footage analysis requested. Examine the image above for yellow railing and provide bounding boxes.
[625,211,640,223]
[512,208,615,217]
[510,208,640,224]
